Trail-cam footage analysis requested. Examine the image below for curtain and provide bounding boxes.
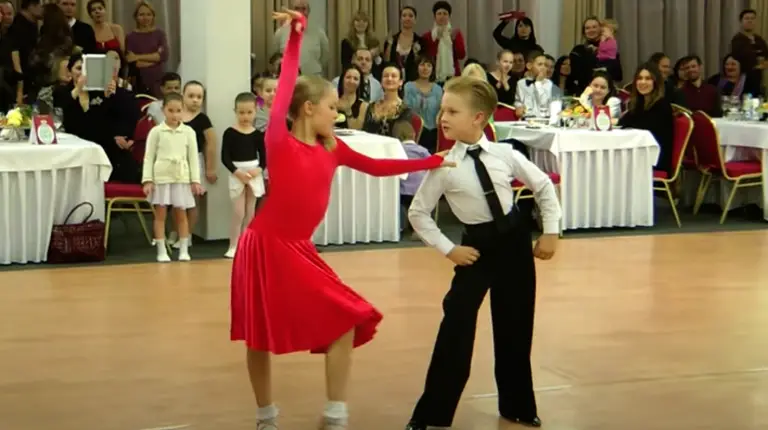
[327,0,388,78]
[252,0,283,76]
[559,0,604,57]
[609,0,747,84]
[387,0,538,67]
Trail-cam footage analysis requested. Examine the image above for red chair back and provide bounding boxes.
[135,94,157,111]
[436,126,456,151]
[690,110,724,173]
[617,89,631,109]
[494,103,518,121]
[132,115,156,163]
[667,111,694,181]
[484,122,497,141]
[411,114,424,142]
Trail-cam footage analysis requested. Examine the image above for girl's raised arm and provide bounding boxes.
[265,10,307,147]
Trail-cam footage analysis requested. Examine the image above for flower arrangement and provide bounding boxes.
[0,105,33,141]
[559,96,592,118]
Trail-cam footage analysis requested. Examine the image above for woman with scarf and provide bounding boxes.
[707,54,762,98]
[420,1,465,84]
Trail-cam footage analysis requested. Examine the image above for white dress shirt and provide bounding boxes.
[408,135,562,255]
[581,96,623,120]
[514,78,554,116]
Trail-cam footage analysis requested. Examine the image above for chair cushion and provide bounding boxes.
[653,169,668,180]
[724,160,762,178]
[105,182,146,199]
[512,172,561,188]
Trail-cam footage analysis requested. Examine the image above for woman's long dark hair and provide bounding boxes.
[589,70,617,102]
[513,17,537,45]
[38,4,73,54]
[628,62,664,111]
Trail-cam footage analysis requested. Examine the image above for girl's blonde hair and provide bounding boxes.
[289,75,337,150]
[601,18,619,34]
[461,63,487,82]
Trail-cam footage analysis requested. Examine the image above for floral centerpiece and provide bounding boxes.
[1,105,33,141]
[559,96,592,118]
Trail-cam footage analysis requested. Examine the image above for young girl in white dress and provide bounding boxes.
[221,92,266,258]
[142,93,205,262]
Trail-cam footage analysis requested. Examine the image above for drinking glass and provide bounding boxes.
[53,108,63,131]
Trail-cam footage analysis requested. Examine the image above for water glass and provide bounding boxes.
[53,108,63,131]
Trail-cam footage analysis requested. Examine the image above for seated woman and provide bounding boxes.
[362,64,412,136]
[60,53,141,183]
[336,64,369,130]
[578,71,622,121]
[403,55,442,153]
[706,53,762,98]
[619,63,675,176]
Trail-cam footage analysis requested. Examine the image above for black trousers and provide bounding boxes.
[410,211,538,427]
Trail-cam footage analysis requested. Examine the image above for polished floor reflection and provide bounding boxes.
[1,231,768,430]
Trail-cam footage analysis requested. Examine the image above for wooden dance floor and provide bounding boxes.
[2,231,768,430]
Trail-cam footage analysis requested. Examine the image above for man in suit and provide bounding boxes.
[57,0,96,53]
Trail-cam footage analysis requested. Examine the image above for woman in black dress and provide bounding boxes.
[382,6,424,83]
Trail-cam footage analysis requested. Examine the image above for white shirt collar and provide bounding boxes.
[68,18,76,27]
[453,134,492,160]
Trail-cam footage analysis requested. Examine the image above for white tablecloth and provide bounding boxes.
[712,118,768,220]
[312,131,407,245]
[496,123,660,230]
[0,134,112,264]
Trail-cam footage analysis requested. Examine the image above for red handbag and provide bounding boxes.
[47,202,106,263]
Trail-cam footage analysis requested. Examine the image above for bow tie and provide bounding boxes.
[525,79,535,86]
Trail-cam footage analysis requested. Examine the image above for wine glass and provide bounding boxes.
[53,108,63,131]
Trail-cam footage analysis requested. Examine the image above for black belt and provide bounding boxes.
[462,206,522,242]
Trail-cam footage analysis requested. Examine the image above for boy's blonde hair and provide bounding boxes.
[443,76,498,125]
[392,119,416,142]
[601,18,618,34]
[289,75,337,150]
[461,63,487,81]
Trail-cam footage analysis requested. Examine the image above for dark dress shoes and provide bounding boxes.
[404,422,426,430]
[504,415,542,427]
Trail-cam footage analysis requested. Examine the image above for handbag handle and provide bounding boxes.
[63,202,95,225]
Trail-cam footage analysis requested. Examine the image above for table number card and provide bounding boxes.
[31,115,57,145]
[592,105,612,131]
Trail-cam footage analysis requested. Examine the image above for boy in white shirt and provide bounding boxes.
[404,77,562,430]
[146,72,182,124]
[514,51,553,118]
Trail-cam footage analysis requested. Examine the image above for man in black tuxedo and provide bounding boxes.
[57,0,96,53]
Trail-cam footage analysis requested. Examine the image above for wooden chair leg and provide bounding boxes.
[663,182,682,228]
[720,178,741,225]
[693,172,712,215]
[104,199,115,250]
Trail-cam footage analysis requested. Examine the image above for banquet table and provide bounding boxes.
[712,118,768,221]
[0,134,112,264]
[495,123,660,230]
[312,130,408,246]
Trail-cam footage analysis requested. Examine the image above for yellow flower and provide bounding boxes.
[335,113,347,123]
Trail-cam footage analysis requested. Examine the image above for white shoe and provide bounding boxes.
[224,247,236,258]
[318,417,346,430]
[257,419,278,430]
[157,253,171,262]
[178,252,191,261]
[172,235,191,249]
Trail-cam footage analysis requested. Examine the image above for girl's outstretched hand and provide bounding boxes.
[435,150,456,168]
[272,9,304,32]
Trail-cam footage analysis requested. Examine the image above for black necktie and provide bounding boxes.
[362,79,371,101]
[467,147,508,231]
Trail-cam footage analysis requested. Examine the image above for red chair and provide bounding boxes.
[512,172,562,235]
[484,122,497,141]
[411,114,424,142]
[652,111,693,227]
[494,102,519,121]
[690,110,763,223]
[617,89,631,111]
[104,182,154,250]
[135,94,157,111]
[436,125,456,152]
[131,115,155,164]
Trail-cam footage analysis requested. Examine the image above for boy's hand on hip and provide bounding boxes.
[533,234,558,260]
[447,245,480,266]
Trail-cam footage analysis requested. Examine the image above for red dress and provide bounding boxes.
[230,16,444,355]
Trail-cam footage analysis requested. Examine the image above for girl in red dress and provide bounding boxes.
[229,9,452,430]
